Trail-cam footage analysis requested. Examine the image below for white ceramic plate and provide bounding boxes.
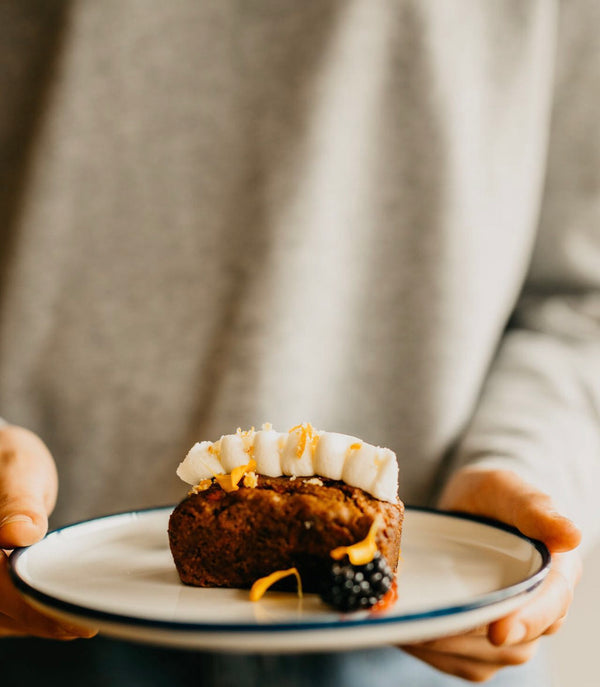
[9,506,550,652]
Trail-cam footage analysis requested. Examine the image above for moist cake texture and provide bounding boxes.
[168,475,403,592]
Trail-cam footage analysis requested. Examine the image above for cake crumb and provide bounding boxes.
[304,477,324,486]
[189,478,213,495]
[243,471,258,488]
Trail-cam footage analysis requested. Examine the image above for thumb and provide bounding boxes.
[438,468,581,554]
[0,426,58,549]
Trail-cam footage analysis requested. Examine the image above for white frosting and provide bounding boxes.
[252,429,284,477]
[176,441,223,485]
[176,424,399,503]
[219,434,248,472]
[313,432,354,480]
[280,426,315,476]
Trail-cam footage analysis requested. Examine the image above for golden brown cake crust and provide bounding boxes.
[168,476,404,592]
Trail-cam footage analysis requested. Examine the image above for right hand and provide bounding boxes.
[0,424,96,639]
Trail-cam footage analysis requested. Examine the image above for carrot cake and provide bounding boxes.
[168,423,403,607]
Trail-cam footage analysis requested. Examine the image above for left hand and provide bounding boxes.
[402,467,582,683]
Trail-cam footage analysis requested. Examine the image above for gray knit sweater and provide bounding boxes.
[1,0,599,552]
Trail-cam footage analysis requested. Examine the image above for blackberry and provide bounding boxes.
[319,552,393,612]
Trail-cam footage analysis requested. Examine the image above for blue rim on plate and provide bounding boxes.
[8,505,551,634]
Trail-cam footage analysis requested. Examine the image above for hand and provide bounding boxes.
[402,467,582,682]
[0,424,96,639]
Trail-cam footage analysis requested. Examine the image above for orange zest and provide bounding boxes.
[207,441,222,460]
[345,442,362,463]
[213,474,236,492]
[189,478,214,495]
[249,567,303,602]
[289,423,316,458]
[236,427,256,457]
[214,459,257,493]
[330,516,381,565]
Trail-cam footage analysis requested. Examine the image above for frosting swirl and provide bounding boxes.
[176,423,399,503]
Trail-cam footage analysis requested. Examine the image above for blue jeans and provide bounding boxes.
[0,637,552,686]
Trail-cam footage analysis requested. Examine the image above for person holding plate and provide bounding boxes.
[0,1,597,685]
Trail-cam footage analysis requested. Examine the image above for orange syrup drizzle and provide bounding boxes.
[330,516,382,566]
[249,568,303,602]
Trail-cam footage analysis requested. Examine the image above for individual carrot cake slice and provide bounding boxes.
[168,423,403,607]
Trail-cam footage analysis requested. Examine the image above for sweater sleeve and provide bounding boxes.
[447,0,600,550]
[448,295,600,550]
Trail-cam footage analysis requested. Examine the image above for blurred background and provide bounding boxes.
[551,542,599,687]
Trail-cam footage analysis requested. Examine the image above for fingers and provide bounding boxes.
[427,467,583,681]
[0,614,85,641]
[403,628,539,682]
[488,551,581,646]
[404,645,495,683]
[0,426,58,549]
[407,549,583,682]
[0,428,96,641]
[0,551,97,639]
[410,633,538,664]
[0,618,28,637]
[438,468,581,553]
[404,646,533,682]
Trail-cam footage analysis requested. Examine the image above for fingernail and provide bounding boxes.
[503,622,526,645]
[0,514,34,529]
